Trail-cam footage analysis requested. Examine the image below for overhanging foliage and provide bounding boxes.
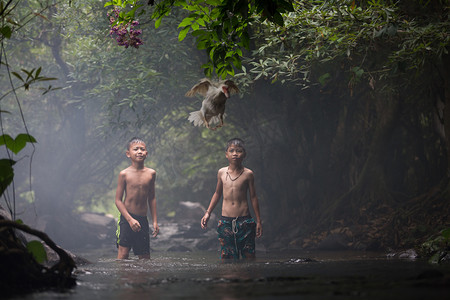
[104,0,294,78]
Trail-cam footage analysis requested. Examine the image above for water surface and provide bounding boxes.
[12,250,450,299]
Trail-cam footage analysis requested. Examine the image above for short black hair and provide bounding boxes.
[127,137,145,149]
[226,138,246,152]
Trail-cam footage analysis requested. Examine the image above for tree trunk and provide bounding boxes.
[442,54,450,179]
[323,92,401,223]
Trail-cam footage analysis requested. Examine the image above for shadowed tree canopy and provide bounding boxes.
[104,0,295,78]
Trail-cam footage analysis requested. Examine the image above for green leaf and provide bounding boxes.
[0,25,12,39]
[191,22,199,31]
[318,73,331,86]
[178,17,195,28]
[205,0,221,5]
[35,67,42,78]
[232,55,242,69]
[351,66,364,78]
[196,40,207,49]
[126,5,141,19]
[36,77,58,82]
[240,31,250,49]
[0,159,15,196]
[11,72,24,82]
[0,133,36,154]
[278,0,295,12]
[209,47,216,61]
[272,12,284,26]
[196,17,206,27]
[22,68,35,81]
[441,228,450,239]
[26,240,47,264]
[155,17,163,28]
[0,134,14,148]
[0,159,15,177]
[16,133,37,144]
[178,27,190,41]
[191,29,206,37]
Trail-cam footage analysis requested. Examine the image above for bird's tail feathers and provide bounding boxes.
[188,111,223,127]
[188,111,205,127]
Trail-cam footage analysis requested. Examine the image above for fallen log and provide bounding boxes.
[0,217,76,296]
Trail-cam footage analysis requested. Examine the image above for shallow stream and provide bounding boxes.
[10,249,450,299]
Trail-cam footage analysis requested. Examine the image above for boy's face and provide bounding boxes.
[126,142,148,161]
[225,144,246,162]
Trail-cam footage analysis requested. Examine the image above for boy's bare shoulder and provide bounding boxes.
[145,167,156,175]
[244,167,254,173]
[243,167,255,178]
[218,166,228,173]
[119,166,132,175]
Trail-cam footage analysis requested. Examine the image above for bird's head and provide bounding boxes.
[221,85,230,98]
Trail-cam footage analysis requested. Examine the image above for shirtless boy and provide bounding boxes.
[115,137,159,259]
[201,138,262,259]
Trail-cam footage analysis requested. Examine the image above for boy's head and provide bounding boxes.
[126,137,148,162]
[226,138,246,154]
[225,138,245,152]
[127,137,146,150]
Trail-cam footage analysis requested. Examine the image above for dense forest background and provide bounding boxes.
[1,0,449,253]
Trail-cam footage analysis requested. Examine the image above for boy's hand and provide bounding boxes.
[152,223,159,237]
[201,212,210,229]
[256,222,262,238]
[129,218,141,232]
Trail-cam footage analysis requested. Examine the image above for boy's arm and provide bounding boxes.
[201,170,223,229]
[115,171,141,232]
[248,171,262,238]
[148,172,159,237]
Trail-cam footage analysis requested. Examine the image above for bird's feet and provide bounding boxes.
[210,124,224,131]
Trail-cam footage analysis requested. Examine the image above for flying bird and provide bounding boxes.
[185,78,239,130]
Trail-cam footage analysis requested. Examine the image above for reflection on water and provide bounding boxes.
[10,249,450,300]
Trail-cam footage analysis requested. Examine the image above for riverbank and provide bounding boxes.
[14,200,448,263]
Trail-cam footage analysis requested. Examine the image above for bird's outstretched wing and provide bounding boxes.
[185,78,213,97]
[223,80,240,95]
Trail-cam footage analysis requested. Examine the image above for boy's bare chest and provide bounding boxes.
[222,174,248,191]
[126,174,152,190]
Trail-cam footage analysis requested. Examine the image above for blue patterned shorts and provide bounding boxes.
[217,215,256,259]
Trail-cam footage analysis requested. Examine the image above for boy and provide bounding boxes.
[201,138,262,259]
[115,137,159,259]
